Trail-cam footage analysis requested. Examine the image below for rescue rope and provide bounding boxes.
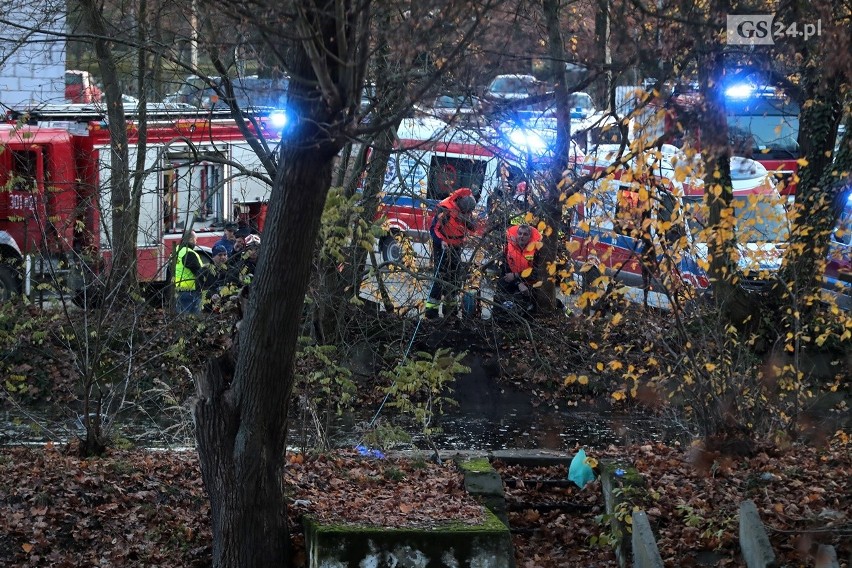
[363,245,446,432]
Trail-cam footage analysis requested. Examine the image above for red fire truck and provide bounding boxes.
[0,104,280,300]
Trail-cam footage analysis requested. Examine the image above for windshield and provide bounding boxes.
[570,92,594,110]
[734,198,789,242]
[435,95,467,108]
[489,77,536,94]
[727,114,799,156]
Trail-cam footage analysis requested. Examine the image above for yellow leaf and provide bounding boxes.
[578,375,589,385]
[609,360,623,370]
[589,342,598,349]
[596,362,604,371]
[796,158,809,167]
[584,456,599,468]
[547,263,557,276]
[610,313,623,325]
[22,543,33,553]
[564,374,577,385]
[520,268,533,278]
[611,391,626,401]
[566,192,584,208]
[537,221,547,232]
[704,362,717,372]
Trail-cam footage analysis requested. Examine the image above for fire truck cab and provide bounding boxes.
[0,104,278,300]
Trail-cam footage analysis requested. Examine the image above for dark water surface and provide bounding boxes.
[1,357,685,451]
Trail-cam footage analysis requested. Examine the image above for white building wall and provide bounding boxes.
[0,0,66,108]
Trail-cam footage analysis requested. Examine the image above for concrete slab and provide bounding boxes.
[739,500,778,568]
[632,511,664,568]
[490,449,572,466]
[815,544,839,568]
[304,509,515,568]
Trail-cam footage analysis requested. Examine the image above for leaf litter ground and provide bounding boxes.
[1,441,848,567]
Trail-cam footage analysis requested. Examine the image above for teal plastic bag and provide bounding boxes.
[568,448,596,489]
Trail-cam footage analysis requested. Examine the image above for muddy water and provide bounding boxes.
[1,356,683,451]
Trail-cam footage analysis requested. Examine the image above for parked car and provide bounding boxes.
[484,74,543,102]
[422,94,480,122]
[569,92,596,119]
[198,77,289,111]
[163,75,218,107]
[65,70,103,103]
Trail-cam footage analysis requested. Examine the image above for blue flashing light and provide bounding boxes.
[725,84,754,99]
[509,128,547,154]
[269,110,288,129]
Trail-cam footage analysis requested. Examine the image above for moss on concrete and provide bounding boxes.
[457,457,493,474]
[304,507,506,534]
[304,508,514,567]
[601,461,644,487]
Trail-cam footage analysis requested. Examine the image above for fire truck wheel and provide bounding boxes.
[0,266,21,300]
[380,233,407,265]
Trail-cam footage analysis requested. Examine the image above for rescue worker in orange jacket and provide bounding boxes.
[498,224,542,312]
[424,188,479,319]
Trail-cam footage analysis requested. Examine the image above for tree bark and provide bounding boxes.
[193,2,353,566]
[79,0,139,301]
[696,7,753,324]
[776,44,846,313]
[539,0,573,313]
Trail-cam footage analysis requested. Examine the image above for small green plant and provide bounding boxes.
[383,466,406,481]
[382,348,469,455]
[291,338,357,450]
[361,420,412,450]
[591,485,640,549]
[677,502,706,528]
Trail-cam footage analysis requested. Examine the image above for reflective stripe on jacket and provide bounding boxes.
[505,225,542,277]
[175,246,202,291]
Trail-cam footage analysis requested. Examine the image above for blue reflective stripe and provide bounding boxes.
[574,227,706,278]
[381,194,437,209]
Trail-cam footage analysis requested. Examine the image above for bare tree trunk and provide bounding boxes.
[696,4,753,323]
[539,0,573,312]
[594,0,612,109]
[312,9,411,342]
[79,0,139,301]
[193,2,354,565]
[777,31,847,312]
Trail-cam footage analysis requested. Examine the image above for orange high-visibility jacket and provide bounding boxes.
[505,225,542,278]
[434,188,476,246]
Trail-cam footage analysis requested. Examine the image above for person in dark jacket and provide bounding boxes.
[199,244,233,312]
[213,223,238,255]
[174,231,203,314]
[424,188,478,319]
[228,234,260,286]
